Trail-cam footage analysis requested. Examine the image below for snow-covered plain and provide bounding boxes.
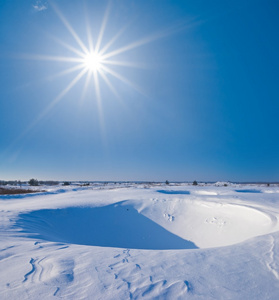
[1,183,279,299]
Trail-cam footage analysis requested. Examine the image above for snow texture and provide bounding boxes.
[1,184,279,299]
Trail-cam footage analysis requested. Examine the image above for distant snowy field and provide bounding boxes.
[1,183,279,299]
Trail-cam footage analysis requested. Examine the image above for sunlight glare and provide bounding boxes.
[83,52,103,72]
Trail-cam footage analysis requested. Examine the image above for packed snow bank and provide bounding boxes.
[16,202,197,250]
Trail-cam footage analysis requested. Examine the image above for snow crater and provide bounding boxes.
[15,198,279,250]
[16,202,197,250]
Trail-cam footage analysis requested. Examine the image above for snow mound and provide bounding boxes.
[264,189,279,194]
[194,190,218,195]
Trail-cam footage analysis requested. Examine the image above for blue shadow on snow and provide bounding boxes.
[15,202,197,250]
[235,189,262,193]
[157,190,190,195]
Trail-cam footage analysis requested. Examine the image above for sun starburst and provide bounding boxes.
[28,2,149,119]
[15,1,185,147]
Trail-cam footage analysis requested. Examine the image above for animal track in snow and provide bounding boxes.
[106,250,191,299]
[205,217,226,227]
[53,287,60,296]
[164,213,175,222]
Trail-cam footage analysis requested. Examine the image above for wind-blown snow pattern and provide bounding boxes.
[1,183,279,299]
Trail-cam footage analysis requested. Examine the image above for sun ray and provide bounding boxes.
[79,70,92,105]
[98,68,127,111]
[47,64,85,81]
[32,68,88,127]
[51,68,88,107]
[20,54,83,63]
[101,35,158,60]
[85,9,94,52]
[95,3,110,53]
[98,24,128,56]
[51,2,89,55]
[98,69,121,100]
[101,65,146,96]
[8,68,88,150]
[49,34,86,57]
[102,60,148,69]
[93,71,103,116]
[93,70,107,145]
[101,24,184,61]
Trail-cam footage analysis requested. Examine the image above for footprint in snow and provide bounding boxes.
[164,213,175,222]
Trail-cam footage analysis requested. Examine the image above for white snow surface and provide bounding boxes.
[1,184,279,299]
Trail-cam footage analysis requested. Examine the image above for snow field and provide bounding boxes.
[0,184,279,299]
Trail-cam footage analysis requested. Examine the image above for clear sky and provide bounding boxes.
[0,0,278,182]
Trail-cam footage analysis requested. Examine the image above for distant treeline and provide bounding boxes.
[0,180,277,186]
[0,180,59,186]
[0,180,23,186]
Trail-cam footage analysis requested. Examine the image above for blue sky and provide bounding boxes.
[0,0,278,182]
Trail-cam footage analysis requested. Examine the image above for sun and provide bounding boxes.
[82,52,104,72]
[21,2,166,139]
[26,2,164,108]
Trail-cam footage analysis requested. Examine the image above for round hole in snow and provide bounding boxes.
[16,203,198,250]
